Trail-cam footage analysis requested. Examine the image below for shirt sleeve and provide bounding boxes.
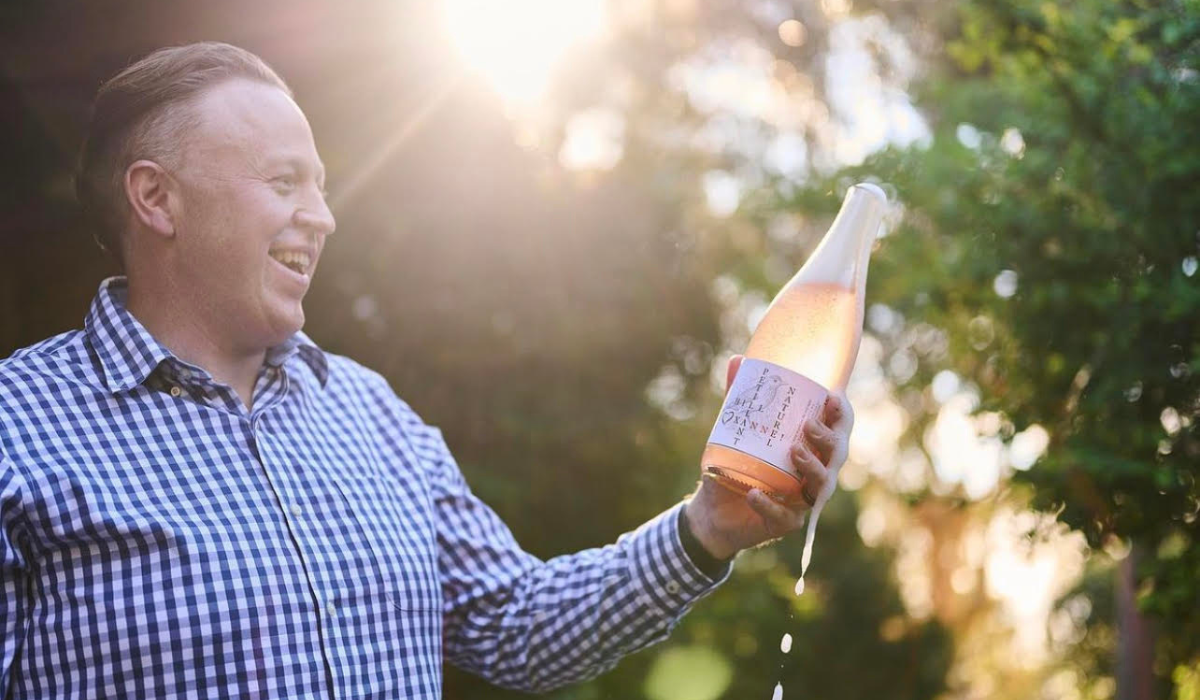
[409,425,732,693]
[0,454,29,695]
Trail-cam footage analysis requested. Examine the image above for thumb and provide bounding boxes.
[724,355,744,395]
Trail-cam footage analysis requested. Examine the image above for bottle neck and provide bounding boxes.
[788,184,885,294]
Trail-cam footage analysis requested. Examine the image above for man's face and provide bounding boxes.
[167,78,335,353]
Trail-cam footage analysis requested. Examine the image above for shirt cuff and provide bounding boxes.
[677,502,733,578]
[626,502,732,617]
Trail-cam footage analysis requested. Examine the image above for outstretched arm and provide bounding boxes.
[418,425,725,693]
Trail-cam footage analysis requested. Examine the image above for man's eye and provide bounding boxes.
[272,176,297,191]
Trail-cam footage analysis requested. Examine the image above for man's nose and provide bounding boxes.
[295,186,337,236]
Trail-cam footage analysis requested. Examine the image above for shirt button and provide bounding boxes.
[169,386,182,397]
[665,581,681,595]
[326,603,337,617]
[290,504,302,518]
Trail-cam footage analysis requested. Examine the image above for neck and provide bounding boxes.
[125,275,265,410]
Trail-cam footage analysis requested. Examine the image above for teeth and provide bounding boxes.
[270,250,311,274]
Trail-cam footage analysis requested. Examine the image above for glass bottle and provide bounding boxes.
[701,183,887,503]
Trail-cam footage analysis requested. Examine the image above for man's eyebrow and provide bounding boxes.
[268,157,326,182]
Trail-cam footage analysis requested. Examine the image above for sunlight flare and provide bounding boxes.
[440,0,607,105]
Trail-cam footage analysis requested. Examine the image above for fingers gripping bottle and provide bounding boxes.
[702,183,887,504]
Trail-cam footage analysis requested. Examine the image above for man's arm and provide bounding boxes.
[414,424,728,693]
[0,453,29,695]
[368,357,851,693]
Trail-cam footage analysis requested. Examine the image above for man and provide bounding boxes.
[0,43,852,698]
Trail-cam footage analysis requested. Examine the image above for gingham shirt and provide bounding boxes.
[0,277,728,699]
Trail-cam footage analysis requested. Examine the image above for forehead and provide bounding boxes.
[184,78,321,171]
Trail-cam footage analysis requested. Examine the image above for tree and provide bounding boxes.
[808,0,1200,693]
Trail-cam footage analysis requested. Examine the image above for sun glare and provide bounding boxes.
[441,0,608,105]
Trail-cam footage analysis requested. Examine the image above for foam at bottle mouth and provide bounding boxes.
[851,182,887,203]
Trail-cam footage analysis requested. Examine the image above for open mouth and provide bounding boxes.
[269,250,312,277]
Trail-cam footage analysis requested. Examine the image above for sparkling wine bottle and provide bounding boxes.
[702,183,887,503]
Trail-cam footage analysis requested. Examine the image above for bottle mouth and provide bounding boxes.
[851,182,887,204]
[834,183,888,238]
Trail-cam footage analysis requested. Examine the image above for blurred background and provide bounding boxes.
[2,0,1198,698]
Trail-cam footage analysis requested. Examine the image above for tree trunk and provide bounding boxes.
[1116,544,1155,700]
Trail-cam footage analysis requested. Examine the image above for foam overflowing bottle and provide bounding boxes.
[702,183,887,504]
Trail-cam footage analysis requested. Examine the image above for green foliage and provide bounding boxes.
[1051,558,1120,697]
[643,645,733,700]
[649,495,951,700]
[815,0,1200,685]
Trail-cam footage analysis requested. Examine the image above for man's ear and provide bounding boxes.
[125,160,178,239]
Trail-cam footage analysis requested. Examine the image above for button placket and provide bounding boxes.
[253,429,324,624]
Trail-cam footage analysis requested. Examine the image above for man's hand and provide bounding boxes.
[684,355,855,560]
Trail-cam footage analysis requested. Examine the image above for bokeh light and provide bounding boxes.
[778,19,807,47]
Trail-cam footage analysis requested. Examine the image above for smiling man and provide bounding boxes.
[0,43,852,698]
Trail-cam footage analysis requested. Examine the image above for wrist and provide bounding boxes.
[682,497,737,563]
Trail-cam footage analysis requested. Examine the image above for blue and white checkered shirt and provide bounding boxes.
[0,277,728,699]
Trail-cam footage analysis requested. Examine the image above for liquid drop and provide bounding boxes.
[780,633,793,653]
[771,681,783,700]
[794,577,805,596]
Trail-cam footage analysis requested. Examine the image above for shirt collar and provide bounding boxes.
[84,276,329,394]
[264,330,329,387]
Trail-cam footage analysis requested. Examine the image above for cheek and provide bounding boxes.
[221,196,280,267]
[185,189,292,280]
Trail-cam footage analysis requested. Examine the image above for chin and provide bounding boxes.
[277,316,306,339]
[264,309,306,345]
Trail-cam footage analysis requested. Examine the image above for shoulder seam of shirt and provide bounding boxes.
[1,329,86,368]
[0,331,96,403]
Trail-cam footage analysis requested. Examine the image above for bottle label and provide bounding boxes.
[707,359,830,479]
